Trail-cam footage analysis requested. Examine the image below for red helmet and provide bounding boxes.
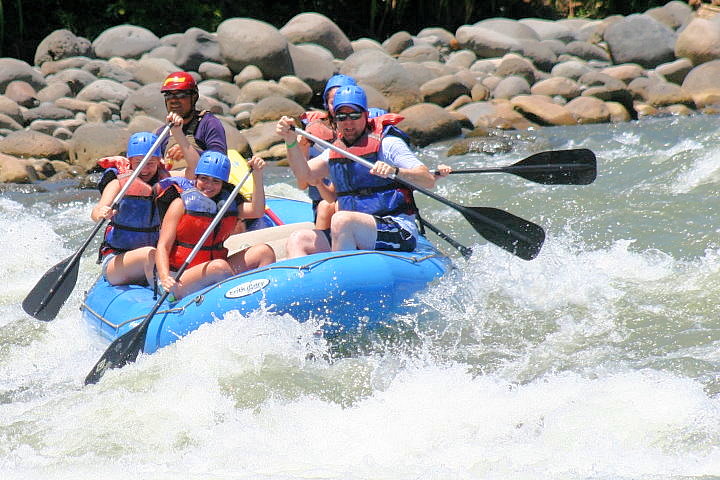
[161,71,197,92]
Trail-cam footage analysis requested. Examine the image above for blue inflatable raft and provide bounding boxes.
[80,196,452,354]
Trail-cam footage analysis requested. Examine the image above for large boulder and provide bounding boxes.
[456,99,537,130]
[76,79,132,106]
[340,49,422,112]
[519,19,577,42]
[0,59,46,93]
[280,12,353,60]
[0,154,37,183]
[397,103,462,147]
[510,95,576,126]
[47,68,97,95]
[198,79,242,105]
[82,59,135,83]
[34,29,86,66]
[120,83,167,122]
[675,18,720,66]
[644,81,693,107]
[531,76,582,99]
[0,95,23,124]
[456,25,521,58]
[68,123,128,171]
[249,96,304,126]
[0,130,68,160]
[22,104,75,123]
[241,121,281,154]
[174,27,222,71]
[564,96,610,124]
[398,45,440,63]
[682,60,720,107]
[475,18,540,41]
[217,18,294,79]
[236,80,295,104]
[287,43,335,95]
[92,25,160,59]
[563,41,611,62]
[603,14,676,68]
[126,57,179,86]
[420,75,471,107]
[40,56,92,75]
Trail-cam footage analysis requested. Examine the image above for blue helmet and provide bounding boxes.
[195,151,230,182]
[367,107,387,118]
[127,132,161,158]
[323,74,356,108]
[332,85,368,112]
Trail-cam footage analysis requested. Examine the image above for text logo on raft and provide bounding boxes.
[225,279,270,298]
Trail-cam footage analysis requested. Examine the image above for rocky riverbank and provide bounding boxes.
[0,1,718,184]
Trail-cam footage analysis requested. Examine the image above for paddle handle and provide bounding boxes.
[417,216,472,259]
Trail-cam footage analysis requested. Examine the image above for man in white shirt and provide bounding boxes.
[275,85,436,257]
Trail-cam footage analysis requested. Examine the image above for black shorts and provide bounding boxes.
[321,215,416,252]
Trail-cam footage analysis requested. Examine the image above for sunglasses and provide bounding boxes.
[163,91,192,100]
[334,112,363,122]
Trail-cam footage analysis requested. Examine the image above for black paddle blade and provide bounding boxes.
[461,206,545,260]
[85,322,147,385]
[511,149,597,185]
[22,255,79,321]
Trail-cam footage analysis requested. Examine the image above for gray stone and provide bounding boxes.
[174,27,222,71]
[398,103,462,146]
[280,12,353,60]
[604,14,676,68]
[0,58,46,93]
[34,29,85,65]
[92,25,160,59]
[218,18,293,79]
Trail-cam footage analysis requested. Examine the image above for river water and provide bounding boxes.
[2,115,720,479]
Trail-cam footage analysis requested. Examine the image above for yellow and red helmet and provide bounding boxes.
[161,71,197,92]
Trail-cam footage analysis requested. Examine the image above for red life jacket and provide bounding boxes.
[168,187,239,270]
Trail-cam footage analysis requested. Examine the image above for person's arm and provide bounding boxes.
[371,137,437,189]
[90,179,121,221]
[314,178,336,203]
[156,197,184,293]
[275,116,330,187]
[166,112,200,180]
[240,156,267,219]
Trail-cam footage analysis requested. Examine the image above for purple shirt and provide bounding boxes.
[157,111,227,154]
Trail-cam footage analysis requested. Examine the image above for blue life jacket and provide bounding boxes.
[99,175,191,256]
[327,116,415,217]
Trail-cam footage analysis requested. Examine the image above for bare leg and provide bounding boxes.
[314,200,337,230]
[172,259,235,299]
[105,247,156,286]
[228,244,276,273]
[330,211,377,251]
[285,229,331,258]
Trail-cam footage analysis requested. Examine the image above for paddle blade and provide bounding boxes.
[511,149,597,185]
[84,323,146,385]
[461,206,545,260]
[22,256,79,321]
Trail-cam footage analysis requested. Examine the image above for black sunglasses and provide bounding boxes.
[163,91,193,100]
[334,112,363,122]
